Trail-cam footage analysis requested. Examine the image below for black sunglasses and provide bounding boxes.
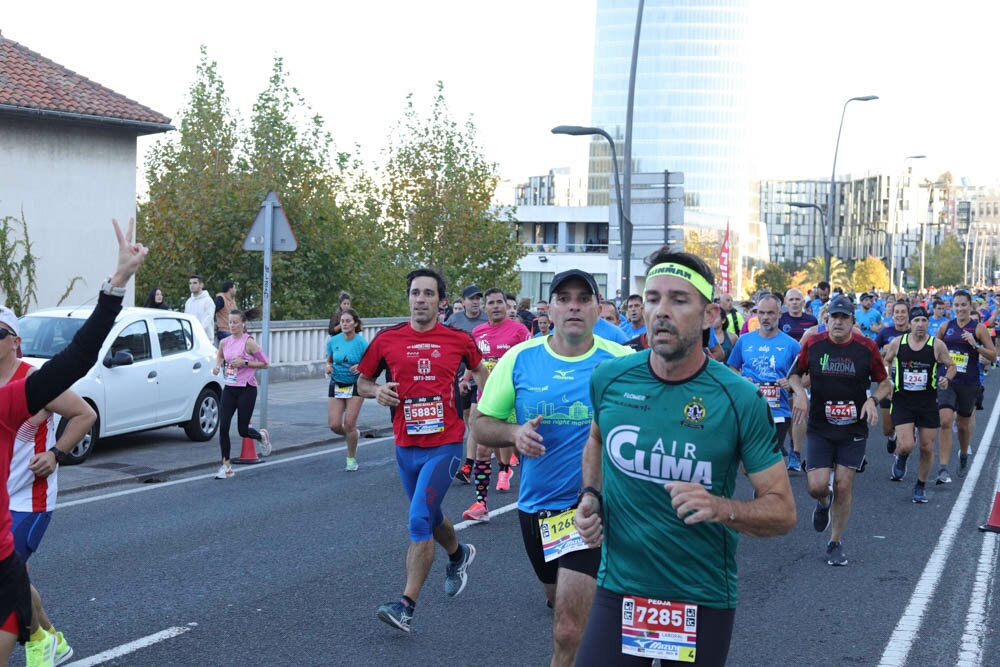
[0,328,16,340]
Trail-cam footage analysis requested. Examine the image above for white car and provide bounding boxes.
[19,307,223,464]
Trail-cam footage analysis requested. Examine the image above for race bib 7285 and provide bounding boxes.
[621,596,697,662]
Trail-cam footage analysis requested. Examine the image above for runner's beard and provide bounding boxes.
[650,322,702,363]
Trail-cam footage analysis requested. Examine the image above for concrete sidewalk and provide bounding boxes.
[56,377,394,495]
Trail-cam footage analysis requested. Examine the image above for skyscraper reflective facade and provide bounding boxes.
[589,0,750,230]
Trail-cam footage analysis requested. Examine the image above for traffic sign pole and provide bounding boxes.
[243,190,297,432]
[260,199,273,429]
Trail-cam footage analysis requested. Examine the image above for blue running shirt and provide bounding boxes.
[476,336,632,513]
[726,331,800,419]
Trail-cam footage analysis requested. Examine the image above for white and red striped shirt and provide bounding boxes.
[7,361,58,513]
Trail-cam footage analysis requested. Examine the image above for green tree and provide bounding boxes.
[852,256,889,292]
[381,82,524,297]
[683,230,721,274]
[141,47,250,311]
[141,50,392,319]
[754,262,790,294]
[908,234,965,287]
[243,57,394,319]
[802,256,850,290]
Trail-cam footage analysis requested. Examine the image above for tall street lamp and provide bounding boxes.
[788,201,827,280]
[827,95,879,285]
[552,125,632,298]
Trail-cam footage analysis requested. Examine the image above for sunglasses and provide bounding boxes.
[0,328,16,340]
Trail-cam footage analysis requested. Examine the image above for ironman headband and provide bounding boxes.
[646,263,714,301]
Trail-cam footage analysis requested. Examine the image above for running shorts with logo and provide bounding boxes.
[395,442,463,541]
[577,587,736,667]
[477,335,631,580]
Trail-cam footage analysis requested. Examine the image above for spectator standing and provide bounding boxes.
[214,280,237,344]
[184,275,215,341]
[328,292,353,336]
[142,287,170,310]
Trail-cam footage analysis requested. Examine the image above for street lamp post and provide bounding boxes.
[827,95,879,285]
[552,125,631,298]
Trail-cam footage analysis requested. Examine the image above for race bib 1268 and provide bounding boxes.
[538,508,588,562]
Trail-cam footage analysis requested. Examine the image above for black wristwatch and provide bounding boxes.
[48,447,69,465]
[577,486,603,509]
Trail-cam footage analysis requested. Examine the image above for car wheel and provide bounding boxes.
[185,387,220,441]
[55,409,99,465]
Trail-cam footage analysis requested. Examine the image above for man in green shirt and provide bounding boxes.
[574,248,796,667]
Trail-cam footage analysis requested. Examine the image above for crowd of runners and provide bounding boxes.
[351,261,998,666]
[5,225,997,666]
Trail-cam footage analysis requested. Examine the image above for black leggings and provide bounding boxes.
[219,385,262,460]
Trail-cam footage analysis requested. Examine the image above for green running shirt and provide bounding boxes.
[590,351,782,609]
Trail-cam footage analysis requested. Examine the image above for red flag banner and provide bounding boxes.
[718,225,731,294]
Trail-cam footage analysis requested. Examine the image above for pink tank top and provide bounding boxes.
[221,334,259,387]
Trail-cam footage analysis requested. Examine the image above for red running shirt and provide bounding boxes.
[358,322,483,448]
[0,379,31,560]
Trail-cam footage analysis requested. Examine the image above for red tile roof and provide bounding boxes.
[0,32,172,132]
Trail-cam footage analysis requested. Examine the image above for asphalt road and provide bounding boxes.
[9,378,1000,666]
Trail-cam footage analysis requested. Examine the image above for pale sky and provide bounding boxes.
[4,0,999,192]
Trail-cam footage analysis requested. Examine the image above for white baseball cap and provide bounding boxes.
[0,306,20,337]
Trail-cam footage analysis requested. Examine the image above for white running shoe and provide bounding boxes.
[257,429,272,457]
[215,464,234,479]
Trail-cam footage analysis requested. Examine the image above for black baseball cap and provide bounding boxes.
[462,285,483,299]
[550,269,599,297]
[827,294,855,316]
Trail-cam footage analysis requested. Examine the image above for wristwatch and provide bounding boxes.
[577,486,603,509]
[100,278,127,298]
[48,447,69,465]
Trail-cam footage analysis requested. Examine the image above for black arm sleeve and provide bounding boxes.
[24,292,123,413]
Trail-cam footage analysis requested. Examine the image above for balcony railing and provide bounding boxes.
[246,317,408,380]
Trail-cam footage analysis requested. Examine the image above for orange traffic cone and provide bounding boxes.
[978,473,1000,533]
[232,423,264,465]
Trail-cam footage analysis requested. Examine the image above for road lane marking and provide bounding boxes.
[62,625,192,666]
[878,397,1000,667]
[58,436,397,509]
[958,451,1000,666]
[453,500,520,530]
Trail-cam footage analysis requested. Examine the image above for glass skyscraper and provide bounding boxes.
[589,0,750,229]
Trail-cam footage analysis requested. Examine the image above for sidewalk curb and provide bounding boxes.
[59,424,394,498]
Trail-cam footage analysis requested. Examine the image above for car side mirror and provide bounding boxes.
[103,350,135,368]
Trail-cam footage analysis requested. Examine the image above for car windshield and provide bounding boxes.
[18,316,87,359]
